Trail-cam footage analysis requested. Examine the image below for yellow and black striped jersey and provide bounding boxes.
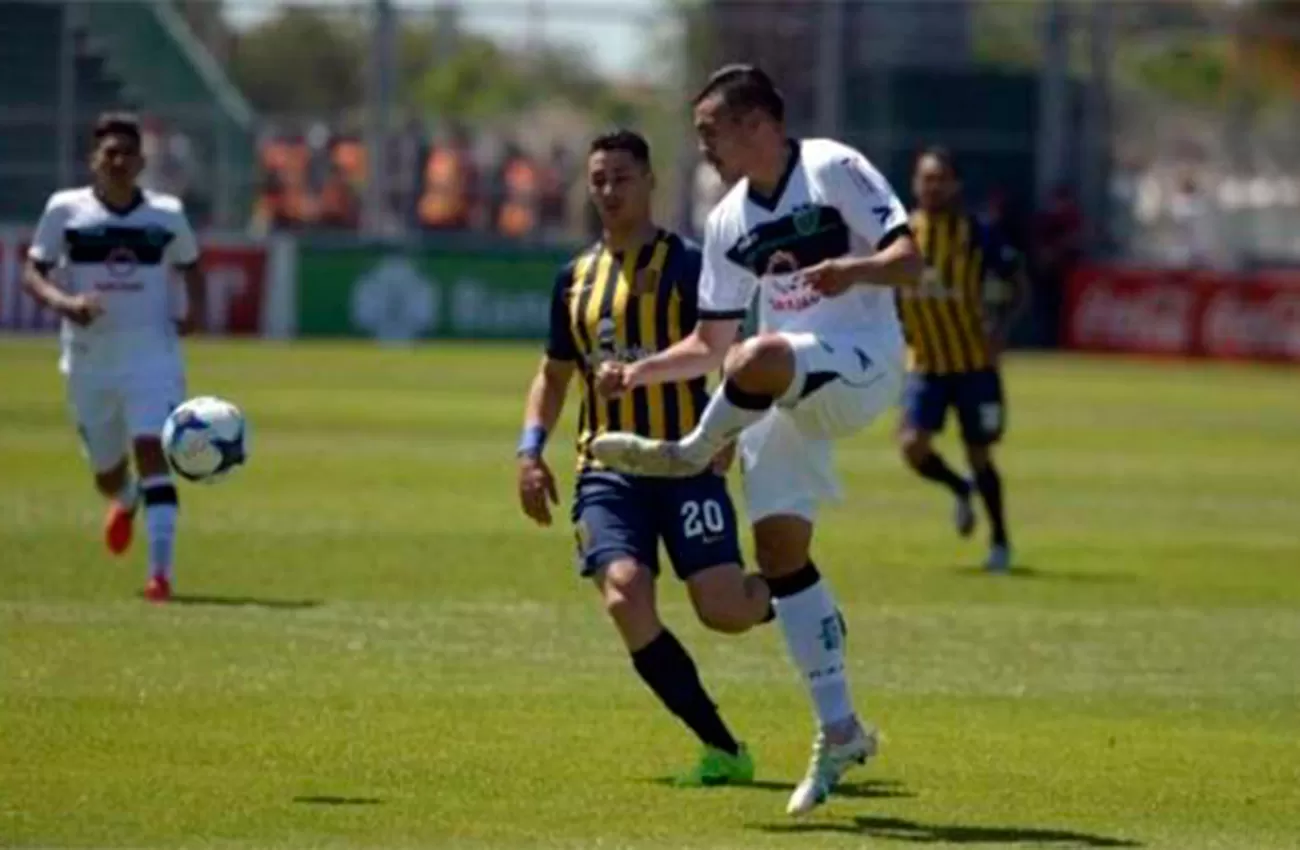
[897,208,1019,375]
[547,229,711,471]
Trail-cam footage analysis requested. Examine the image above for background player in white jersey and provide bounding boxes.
[22,112,206,603]
[592,65,923,815]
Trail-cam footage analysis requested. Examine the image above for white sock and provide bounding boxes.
[678,381,773,460]
[772,569,856,730]
[140,475,178,580]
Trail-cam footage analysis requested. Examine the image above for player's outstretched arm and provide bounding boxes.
[517,355,575,527]
[600,317,741,397]
[805,231,924,295]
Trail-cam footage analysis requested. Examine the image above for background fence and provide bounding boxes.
[2,1,1299,267]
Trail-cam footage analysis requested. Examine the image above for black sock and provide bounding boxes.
[915,451,970,497]
[765,561,821,598]
[765,562,847,637]
[974,463,1009,546]
[723,379,774,410]
[631,630,740,756]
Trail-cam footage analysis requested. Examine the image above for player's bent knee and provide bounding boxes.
[597,559,657,624]
[686,566,759,635]
[725,335,793,393]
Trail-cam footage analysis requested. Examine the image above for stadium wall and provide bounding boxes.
[4,226,1298,364]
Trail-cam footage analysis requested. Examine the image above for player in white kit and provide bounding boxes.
[592,66,923,815]
[22,113,206,603]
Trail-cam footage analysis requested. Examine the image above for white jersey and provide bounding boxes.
[698,138,910,346]
[28,186,199,376]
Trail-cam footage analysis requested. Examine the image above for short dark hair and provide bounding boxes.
[588,129,651,167]
[93,111,142,146]
[693,64,785,123]
[916,145,959,179]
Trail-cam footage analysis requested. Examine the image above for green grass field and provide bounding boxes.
[2,337,1298,850]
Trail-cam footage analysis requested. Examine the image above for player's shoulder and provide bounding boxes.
[141,189,187,216]
[706,182,749,231]
[799,137,870,172]
[659,228,700,258]
[42,186,95,213]
[657,229,703,279]
[555,241,602,288]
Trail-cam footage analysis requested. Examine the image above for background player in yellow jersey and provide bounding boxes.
[516,130,772,785]
[897,147,1030,572]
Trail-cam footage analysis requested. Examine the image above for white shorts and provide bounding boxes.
[739,331,903,522]
[66,370,186,473]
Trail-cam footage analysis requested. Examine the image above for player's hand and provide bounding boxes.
[802,258,855,297]
[710,441,737,475]
[517,454,559,526]
[596,361,630,399]
[58,293,104,327]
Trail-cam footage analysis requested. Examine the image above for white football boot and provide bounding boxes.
[589,433,707,478]
[786,721,879,816]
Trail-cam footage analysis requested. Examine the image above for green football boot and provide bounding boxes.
[674,743,755,787]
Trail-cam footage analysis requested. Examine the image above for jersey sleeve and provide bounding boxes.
[165,207,201,268]
[826,151,910,249]
[697,211,756,320]
[27,195,68,265]
[545,267,579,362]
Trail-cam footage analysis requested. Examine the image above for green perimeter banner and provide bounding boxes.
[296,243,574,340]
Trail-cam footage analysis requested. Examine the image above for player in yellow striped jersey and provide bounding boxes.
[897,147,1029,571]
[515,130,771,785]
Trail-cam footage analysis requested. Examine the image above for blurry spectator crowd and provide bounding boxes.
[251,120,580,242]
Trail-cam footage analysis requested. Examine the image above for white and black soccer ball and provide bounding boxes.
[161,396,249,484]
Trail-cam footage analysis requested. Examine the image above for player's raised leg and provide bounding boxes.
[591,333,795,477]
[898,374,976,538]
[67,378,140,555]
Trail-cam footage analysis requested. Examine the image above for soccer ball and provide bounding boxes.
[161,396,249,484]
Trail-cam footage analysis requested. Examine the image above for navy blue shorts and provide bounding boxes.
[902,369,1006,445]
[571,470,743,580]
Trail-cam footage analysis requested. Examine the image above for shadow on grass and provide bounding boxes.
[163,594,323,610]
[292,795,383,806]
[646,777,914,800]
[752,814,1140,847]
[951,565,1136,584]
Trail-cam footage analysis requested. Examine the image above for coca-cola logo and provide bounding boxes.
[1074,278,1193,352]
[1202,289,1300,358]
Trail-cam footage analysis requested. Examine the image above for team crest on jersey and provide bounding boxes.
[105,246,138,278]
[766,250,799,276]
[792,203,821,236]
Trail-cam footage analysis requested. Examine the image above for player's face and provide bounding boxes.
[91,133,144,189]
[587,149,653,229]
[693,94,755,185]
[913,155,957,212]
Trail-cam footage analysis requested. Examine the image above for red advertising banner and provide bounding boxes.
[1064,265,1300,363]
[0,231,269,335]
